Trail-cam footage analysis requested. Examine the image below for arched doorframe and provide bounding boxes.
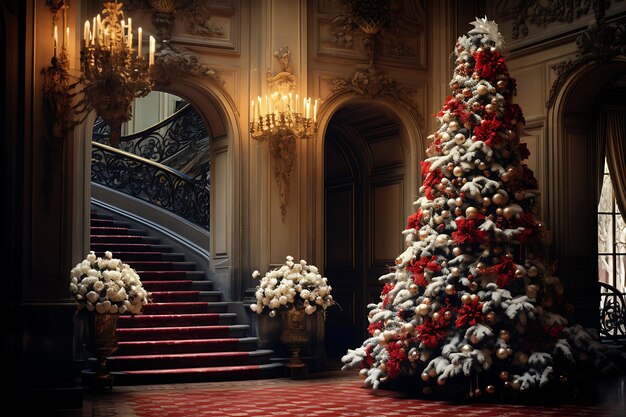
[546,57,626,327]
[73,75,246,301]
[313,92,425,273]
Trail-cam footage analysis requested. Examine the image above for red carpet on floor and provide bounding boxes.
[126,380,621,417]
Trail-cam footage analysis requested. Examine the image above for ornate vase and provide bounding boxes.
[86,313,119,387]
[280,306,310,376]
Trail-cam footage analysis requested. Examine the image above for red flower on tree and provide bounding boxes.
[416,317,449,349]
[368,321,383,336]
[513,212,539,244]
[505,103,525,128]
[452,217,489,245]
[385,341,407,379]
[381,282,395,308]
[455,296,483,329]
[407,209,423,230]
[407,256,441,287]
[473,50,507,81]
[421,161,444,200]
[485,256,518,288]
[517,142,530,161]
[474,118,504,147]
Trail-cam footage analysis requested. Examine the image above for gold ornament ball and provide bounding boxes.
[421,372,429,381]
[492,193,507,205]
[500,371,510,381]
[478,162,487,170]
[428,368,437,378]
[466,206,478,219]
[500,172,511,182]
[485,103,495,113]
[511,380,521,390]
[461,344,473,354]
[444,310,453,321]
[454,133,466,145]
[423,297,432,305]
[499,329,510,342]
[454,207,463,216]
[469,281,479,292]
[432,312,440,321]
[486,385,496,394]
[445,284,456,295]
[449,121,459,132]
[516,352,529,365]
[497,80,507,90]
[379,363,386,371]
[452,246,463,256]
[437,377,446,386]
[482,197,492,207]
[453,166,464,177]
[455,197,464,207]
[477,85,488,96]
[409,284,418,294]
[461,294,472,304]
[486,311,496,323]
[495,208,503,216]
[515,267,526,278]
[417,303,429,315]
[451,267,461,277]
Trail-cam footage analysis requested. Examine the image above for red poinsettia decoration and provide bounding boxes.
[474,119,504,147]
[421,161,444,200]
[512,212,539,244]
[407,256,441,287]
[505,103,526,128]
[407,209,423,230]
[484,256,518,288]
[416,317,449,349]
[381,282,395,308]
[385,340,407,379]
[517,142,530,161]
[437,96,468,119]
[452,217,489,245]
[455,296,483,329]
[368,321,383,336]
[543,324,565,338]
[473,49,507,81]
[364,344,374,367]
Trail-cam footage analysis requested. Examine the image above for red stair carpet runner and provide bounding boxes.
[89,210,282,384]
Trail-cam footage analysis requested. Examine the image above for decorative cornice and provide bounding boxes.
[547,1,626,108]
[153,44,220,87]
[329,64,423,128]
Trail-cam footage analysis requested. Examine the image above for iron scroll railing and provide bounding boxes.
[91,142,210,230]
[599,282,626,346]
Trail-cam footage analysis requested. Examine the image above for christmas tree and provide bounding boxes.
[341,17,624,400]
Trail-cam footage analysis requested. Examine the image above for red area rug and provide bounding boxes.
[125,380,620,417]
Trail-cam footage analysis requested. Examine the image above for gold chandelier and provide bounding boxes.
[250,45,318,221]
[79,1,155,147]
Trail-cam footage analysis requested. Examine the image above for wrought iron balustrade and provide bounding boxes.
[92,142,210,229]
[93,103,209,170]
[599,282,626,346]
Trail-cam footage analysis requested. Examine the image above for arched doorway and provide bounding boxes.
[548,60,626,328]
[324,102,409,358]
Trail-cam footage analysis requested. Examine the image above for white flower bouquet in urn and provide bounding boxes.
[249,256,335,317]
[69,251,150,314]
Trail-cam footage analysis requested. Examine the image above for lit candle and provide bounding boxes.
[137,27,142,57]
[149,35,155,66]
[295,94,299,113]
[313,99,318,122]
[65,26,69,50]
[251,100,255,121]
[96,14,101,43]
[84,20,89,43]
[127,18,132,49]
[92,17,96,44]
[257,96,262,117]
[53,25,58,57]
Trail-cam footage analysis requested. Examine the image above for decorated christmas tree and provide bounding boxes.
[342,17,625,400]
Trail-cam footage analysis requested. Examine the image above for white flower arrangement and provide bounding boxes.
[249,256,334,317]
[69,251,150,315]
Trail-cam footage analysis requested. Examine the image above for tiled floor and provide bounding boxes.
[44,368,625,417]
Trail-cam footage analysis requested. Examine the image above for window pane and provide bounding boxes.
[598,175,613,212]
[598,255,613,285]
[617,255,625,292]
[598,214,613,253]
[617,215,626,254]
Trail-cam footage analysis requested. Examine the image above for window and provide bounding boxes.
[598,159,626,292]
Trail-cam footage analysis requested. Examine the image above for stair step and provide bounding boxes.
[137,271,205,281]
[90,211,114,220]
[117,313,236,328]
[117,324,249,341]
[141,280,213,291]
[149,290,221,302]
[104,362,284,385]
[115,337,260,355]
[90,235,161,244]
[90,219,131,228]
[105,350,274,371]
[142,301,228,314]
[89,243,173,253]
[92,251,185,262]
[90,227,148,236]
[125,261,196,271]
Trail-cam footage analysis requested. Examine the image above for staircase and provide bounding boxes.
[88,210,282,384]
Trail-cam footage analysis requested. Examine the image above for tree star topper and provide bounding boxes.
[469,16,506,52]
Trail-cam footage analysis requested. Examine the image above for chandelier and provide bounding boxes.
[250,45,318,221]
[79,1,155,147]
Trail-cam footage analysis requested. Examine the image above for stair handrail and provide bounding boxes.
[91,141,210,230]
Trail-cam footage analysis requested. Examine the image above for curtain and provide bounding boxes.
[604,112,626,219]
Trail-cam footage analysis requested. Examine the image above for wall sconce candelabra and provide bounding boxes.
[250,45,318,221]
[79,1,155,147]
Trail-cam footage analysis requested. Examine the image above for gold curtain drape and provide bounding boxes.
[597,111,626,219]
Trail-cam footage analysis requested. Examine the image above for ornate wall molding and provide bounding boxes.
[326,0,424,128]
[547,1,626,107]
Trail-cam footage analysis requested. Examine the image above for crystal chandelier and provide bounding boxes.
[249,45,318,221]
[79,1,155,147]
